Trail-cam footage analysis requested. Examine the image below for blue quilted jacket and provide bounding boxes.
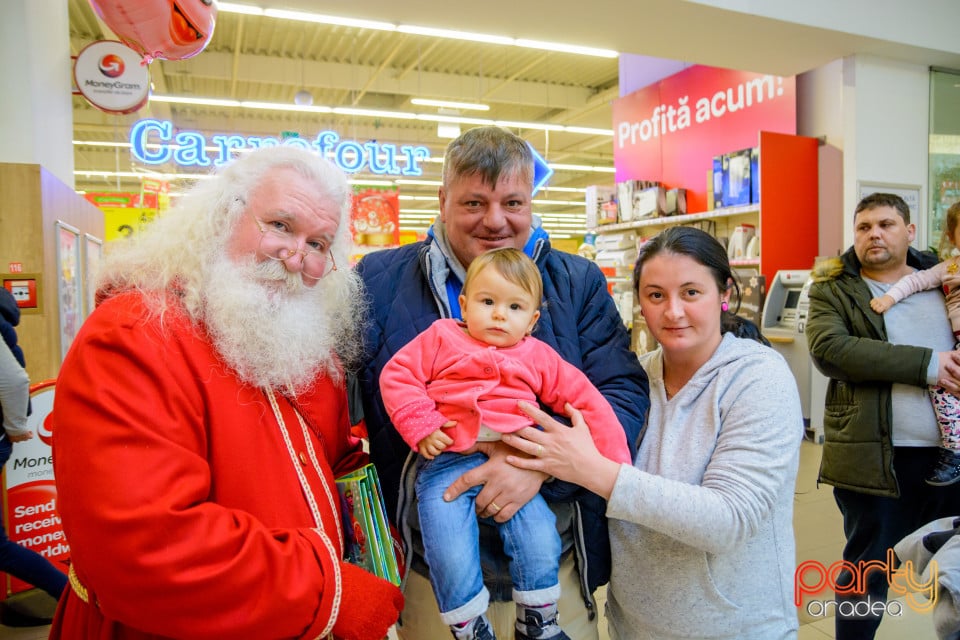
[354,234,649,608]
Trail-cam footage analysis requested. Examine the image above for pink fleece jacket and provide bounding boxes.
[379,318,631,464]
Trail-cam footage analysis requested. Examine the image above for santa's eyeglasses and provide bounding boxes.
[252,216,337,280]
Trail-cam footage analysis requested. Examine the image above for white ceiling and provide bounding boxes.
[68,0,960,236]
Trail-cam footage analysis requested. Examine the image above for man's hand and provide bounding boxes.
[8,431,33,443]
[442,441,547,522]
[938,351,960,396]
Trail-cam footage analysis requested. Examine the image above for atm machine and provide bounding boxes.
[760,270,827,443]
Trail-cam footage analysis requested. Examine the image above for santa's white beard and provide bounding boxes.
[202,255,346,393]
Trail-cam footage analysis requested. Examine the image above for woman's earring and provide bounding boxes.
[721,301,729,312]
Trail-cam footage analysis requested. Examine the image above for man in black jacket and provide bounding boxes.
[356,126,648,640]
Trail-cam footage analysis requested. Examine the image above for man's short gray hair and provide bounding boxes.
[442,126,534,190]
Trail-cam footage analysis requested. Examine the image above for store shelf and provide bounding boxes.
[588,203,760,235]
[588,132,818,286]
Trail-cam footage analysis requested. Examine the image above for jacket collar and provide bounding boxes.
[813,245,939,282]
[423,219,551,319]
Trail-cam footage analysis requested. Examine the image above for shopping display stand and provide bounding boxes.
[0,380,68,626]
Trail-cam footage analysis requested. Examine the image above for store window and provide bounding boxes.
[928,68,960,253]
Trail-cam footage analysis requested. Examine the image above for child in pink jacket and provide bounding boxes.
[871,201,960,486]
[380,248,630,640]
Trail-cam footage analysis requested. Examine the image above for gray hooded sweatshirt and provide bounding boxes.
[606,333,802,639]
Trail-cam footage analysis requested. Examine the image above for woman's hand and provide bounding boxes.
[441,441,548,523]
[501,402,621,500]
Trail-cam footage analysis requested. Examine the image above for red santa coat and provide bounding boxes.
[49,291,367,639]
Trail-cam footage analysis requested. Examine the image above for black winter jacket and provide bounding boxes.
[355,236,648,606]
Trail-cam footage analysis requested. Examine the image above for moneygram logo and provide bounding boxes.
[795,549,937,618]
[98,54,124,78]
[38,413,54,448]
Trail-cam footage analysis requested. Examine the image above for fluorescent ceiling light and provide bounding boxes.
[217,4,618,58]
[514,39,618,58]
[563,126,617,136]
[411,98,490,112]
[395,179,442,186]
[150,95,241,108]
[540,186,588,193]
[397,25,513,46]
[73,140,131,148]
[74,170,210,181]
[334,106,416,120]
[496,121,565,132]
[216,3,264,16]
[243,101,332,114]
[264,9,396,31]
[147,94,613,137]
[548,163,616,173]
[416,113,494,126]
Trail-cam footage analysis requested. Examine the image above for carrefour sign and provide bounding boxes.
[130,118,431,176]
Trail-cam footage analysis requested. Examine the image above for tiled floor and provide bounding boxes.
[792,439,939,640]
[0,440,942,639]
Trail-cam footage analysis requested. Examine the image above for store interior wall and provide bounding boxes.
[842,56,930,251]
[797,59,844,260]
[683,0,960,64]
[0,164,103,383]
[0,0,74,188]
[618,55,691,98]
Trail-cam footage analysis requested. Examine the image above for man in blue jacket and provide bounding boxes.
[355,126,648,640]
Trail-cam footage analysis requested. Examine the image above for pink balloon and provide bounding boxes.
[87,0,217,63]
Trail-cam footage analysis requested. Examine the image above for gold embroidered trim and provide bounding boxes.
[68,564,90,604]
[265,388,343,639]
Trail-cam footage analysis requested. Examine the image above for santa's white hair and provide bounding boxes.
[96,146,365,390]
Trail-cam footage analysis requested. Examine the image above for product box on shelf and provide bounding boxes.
[722,148,752,207]
[658,188,687,216]
[617,180,660,222]
[595,230,638,252]
[585,185,616,228]
[595,247,638,270]
[733,269,766,327]
[632,314,657,356]
[599,199,619,225]
[727,224,756,260]
[632,185,662,219]
[750,147,760,204]
[712,157,724,208]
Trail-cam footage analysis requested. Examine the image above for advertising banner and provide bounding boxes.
[2,382,68,596]
[350,187,401,263]
[612,65,796,212]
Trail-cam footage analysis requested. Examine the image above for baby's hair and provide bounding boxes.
[462,248,543,307]
[940,201,960,258]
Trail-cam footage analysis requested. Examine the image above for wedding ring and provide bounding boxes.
[537,444,544,457]
[490,502,502,512]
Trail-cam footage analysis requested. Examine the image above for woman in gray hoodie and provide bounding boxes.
[503,226,803,639]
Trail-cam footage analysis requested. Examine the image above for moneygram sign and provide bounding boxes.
[2,381,69,595]
[74,40,150,114]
